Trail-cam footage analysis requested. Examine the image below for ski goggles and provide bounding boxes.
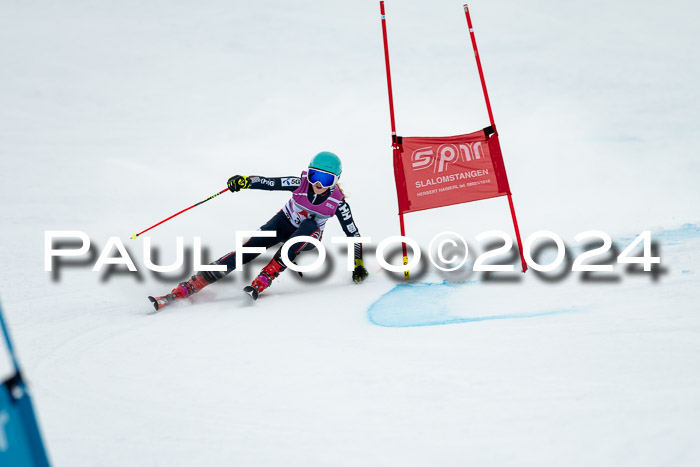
[307,169,338,188]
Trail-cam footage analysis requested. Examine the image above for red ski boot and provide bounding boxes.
[148,272,215,311]
[172,272,213,299]
[244,258,286,300]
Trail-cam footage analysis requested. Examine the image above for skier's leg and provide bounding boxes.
[171,211,293,299]
[210,211,293,277]
[250,218,321,294]
[276,217,323,263]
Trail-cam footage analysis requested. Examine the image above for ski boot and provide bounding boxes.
[148,272,216,311]
[244,258,286,300]
[172,272,214,299]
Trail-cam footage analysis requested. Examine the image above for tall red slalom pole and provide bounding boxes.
[380,1,397,146]
[380,1,410,280]
[464,4,527,272]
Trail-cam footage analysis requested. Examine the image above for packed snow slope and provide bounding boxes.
[1,1,699,466]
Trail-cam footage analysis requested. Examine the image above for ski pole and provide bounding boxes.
[130,187,229,239]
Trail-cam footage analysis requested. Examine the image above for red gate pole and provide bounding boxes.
[380,1,397,146]
[463,4,527,272]
[380,1,410,280]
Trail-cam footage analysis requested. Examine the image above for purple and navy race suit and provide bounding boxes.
[210,172,363,278]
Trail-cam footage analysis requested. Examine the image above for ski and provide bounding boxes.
[243,286,259,301]
[148,294,174,311]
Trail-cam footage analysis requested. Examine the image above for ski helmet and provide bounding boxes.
[309,151,342,177]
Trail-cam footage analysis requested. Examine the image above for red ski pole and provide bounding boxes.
[130,188,229,239]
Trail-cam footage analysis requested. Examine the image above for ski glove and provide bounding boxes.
[227,175,250,192]
[352,259,369,284]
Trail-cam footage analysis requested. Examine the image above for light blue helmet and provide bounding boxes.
[309,151,342,177]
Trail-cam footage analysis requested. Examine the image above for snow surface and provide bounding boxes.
[1,0,699,466]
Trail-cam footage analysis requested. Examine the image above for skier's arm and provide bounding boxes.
[227,175,300,192]
[335,200,369,283]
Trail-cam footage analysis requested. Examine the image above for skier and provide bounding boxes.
[149,151,368,310]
